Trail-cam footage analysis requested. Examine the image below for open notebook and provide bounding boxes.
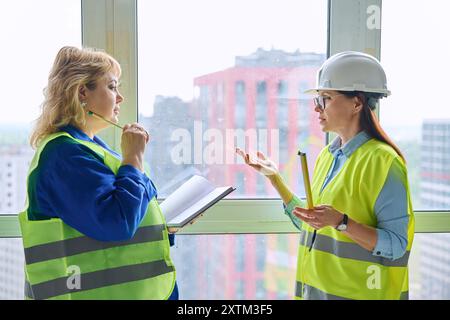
[159,175,235,231]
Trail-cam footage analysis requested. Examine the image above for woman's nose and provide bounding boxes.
[314,105,323,113]
[117,92,124,104]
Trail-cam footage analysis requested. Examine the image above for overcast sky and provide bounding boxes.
[0,0,81,125]
[1,0,449,128]
[380,0,450,128]
[137,0,327,116]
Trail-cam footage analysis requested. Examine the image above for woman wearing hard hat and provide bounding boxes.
[236,51,414,300]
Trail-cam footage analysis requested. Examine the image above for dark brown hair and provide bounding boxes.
[339,91,405,163]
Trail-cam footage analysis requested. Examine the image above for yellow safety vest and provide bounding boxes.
[295,139,414,300]
[19,132,176,299]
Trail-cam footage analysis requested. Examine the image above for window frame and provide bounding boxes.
[1,0,449,237]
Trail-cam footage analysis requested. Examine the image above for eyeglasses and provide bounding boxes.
[313,94,345,110]
[313,96,329,110]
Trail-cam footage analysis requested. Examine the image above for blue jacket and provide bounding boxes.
[27,125,174,246]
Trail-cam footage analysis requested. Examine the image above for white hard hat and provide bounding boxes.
[305,51,391,97]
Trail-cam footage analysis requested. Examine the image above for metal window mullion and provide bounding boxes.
[329,0,381,58]
[81,0,137,152]
[328,0,382,126]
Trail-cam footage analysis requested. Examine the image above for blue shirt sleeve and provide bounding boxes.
[36,139,158,242]
[282,194,305,231]
[372,158,410,260]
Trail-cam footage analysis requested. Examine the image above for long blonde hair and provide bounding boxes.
[30,46,121,149]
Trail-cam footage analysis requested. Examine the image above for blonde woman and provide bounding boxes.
[237,51,414,300]
[19,46,177,299]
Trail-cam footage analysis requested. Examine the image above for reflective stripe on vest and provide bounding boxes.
[19,132,176,299]
[296,281,351,300]
[25,260,174,300]
[295,281,409,300]
[296,139,415,300]
[24,224,166,265]
[299,230,410,268]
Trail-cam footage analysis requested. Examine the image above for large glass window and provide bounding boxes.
[381,0,450,300]
[0,0,82,215]
[0,239,24,299]
[137,0,327,300]
[137,0,327,199]
[409,233,450,299]
[0,0,81,299]
[171,234,299,299]
[381,0,450,211]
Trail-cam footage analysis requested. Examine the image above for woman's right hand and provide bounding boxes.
[235,148,279,177]
[236,148,295,204]
[121,123,150,172]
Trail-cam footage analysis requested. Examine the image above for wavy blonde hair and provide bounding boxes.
[30,46,121,149]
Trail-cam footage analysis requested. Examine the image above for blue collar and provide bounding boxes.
[329,131,371,158]
[59,125,120,157]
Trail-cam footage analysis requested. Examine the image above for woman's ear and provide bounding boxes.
[78,84,87,101]
[353,95,364,114]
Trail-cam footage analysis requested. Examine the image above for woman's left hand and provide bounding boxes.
[293,205,344,230]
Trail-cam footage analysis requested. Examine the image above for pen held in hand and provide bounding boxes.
[87,110,123,130]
